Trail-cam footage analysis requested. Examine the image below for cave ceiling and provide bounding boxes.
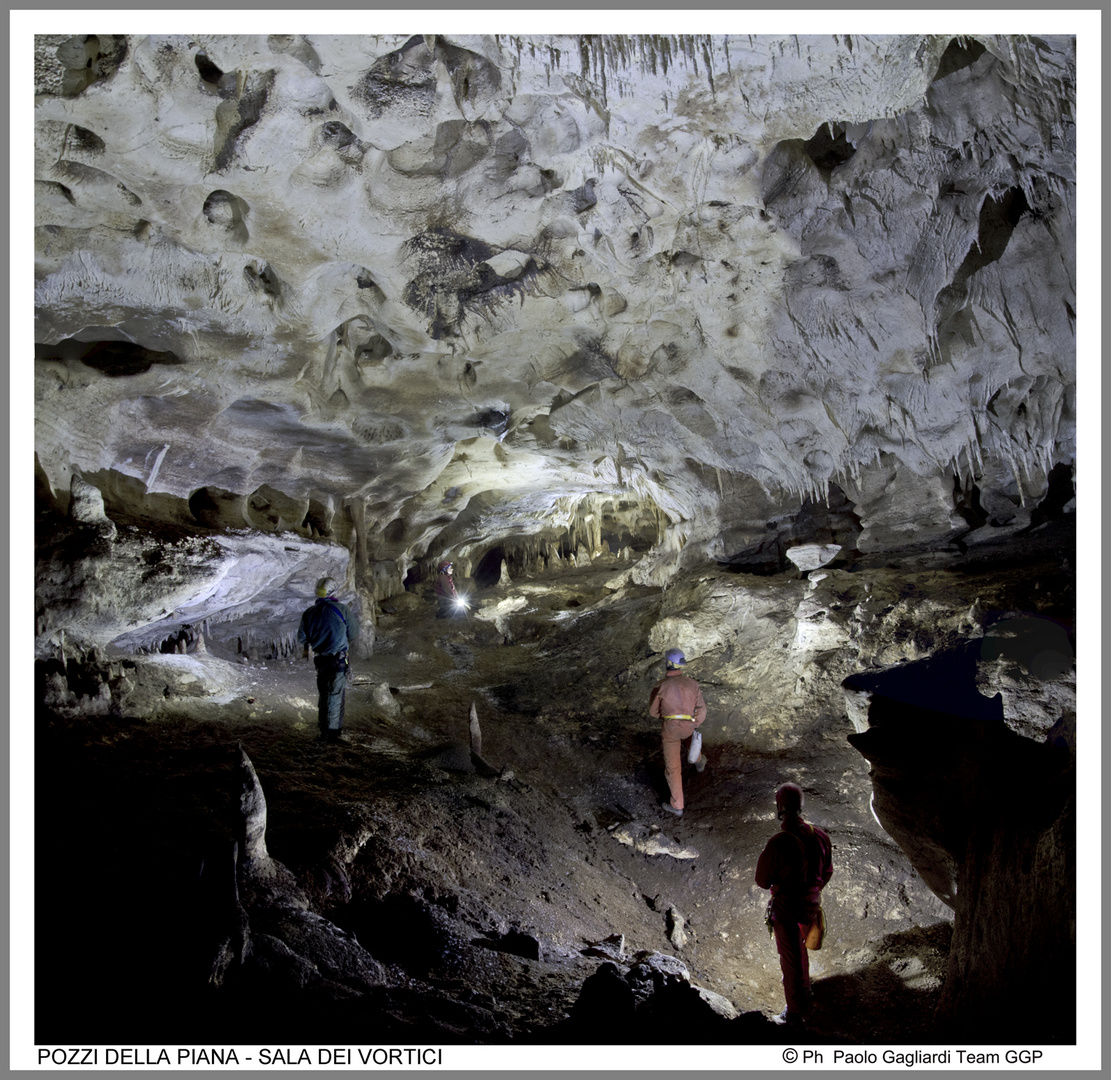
[31,31,1077,618]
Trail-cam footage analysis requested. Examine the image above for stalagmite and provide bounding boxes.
[235,743,268,864]
[469,701,482,759]
[202,841,251,989]
[666,905,689,949]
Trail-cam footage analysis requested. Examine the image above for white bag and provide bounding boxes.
[687,729,703,764]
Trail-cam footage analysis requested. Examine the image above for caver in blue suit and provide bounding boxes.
[297,578,360,741]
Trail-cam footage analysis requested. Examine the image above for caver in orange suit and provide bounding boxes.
[648,649,707,814]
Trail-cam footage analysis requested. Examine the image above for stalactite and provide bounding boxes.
[345,495,367,593]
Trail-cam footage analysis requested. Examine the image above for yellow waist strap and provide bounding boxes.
[664,714,694,720]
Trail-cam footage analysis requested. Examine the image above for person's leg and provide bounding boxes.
[323,666,346,736]
[661,718,690,810]
[772,917,809,1020]
[335,670,347,728]
[315,663,330,735]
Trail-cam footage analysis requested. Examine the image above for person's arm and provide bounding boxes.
[755,839,776,890]
[297,613,310,658]
[693,685,707,725]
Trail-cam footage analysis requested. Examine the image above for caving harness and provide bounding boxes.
[662,715,703,764]
[765,822,826,949]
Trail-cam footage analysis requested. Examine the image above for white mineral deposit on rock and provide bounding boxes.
[785,544,842,572]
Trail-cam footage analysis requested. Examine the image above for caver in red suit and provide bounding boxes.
[755,782,834,1025]
[648,648,707,815]
[434,561,460,618]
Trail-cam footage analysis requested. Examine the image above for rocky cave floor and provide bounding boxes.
[38,557,977,1048]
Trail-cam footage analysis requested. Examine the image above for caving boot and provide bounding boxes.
[772,1007,806,1027]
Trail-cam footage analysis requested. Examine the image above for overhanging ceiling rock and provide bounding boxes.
[34,33,1076,587]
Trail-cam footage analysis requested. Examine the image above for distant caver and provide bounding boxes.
[297,577,361,742]
[434,561,467,619]
[648,648,707,817]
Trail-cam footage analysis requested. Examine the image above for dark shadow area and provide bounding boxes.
[188,485,243,529]
[952,187,1031,288]
[1021,461,1075,534]
[845,629,1075,1044]
[719,484,862,575]
[474,545,507,588]
[801,122,857,178]
[36,338,184,377]
[932,36,987,82]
